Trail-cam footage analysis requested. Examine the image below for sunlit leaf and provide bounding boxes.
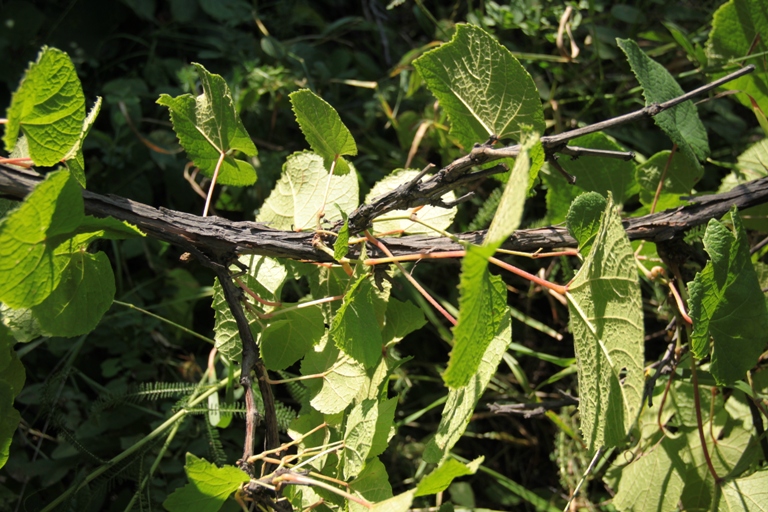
[365,169,456,235]
[290,89,357,175]
[413,23,544,149]
[566,195,644,452]
[722,468,768,511]
[443,244,507,388]
[343,399,378,479]
[260,305,324,371]
[349,458,393,512]
[257,151,359,231]
[331,274,384,369]
[157,63,257,186]
[301,334,368,415]
[4,47,85,167]
[424,311,511,464]
[566,191,607,256]
[415,457,482,497]
[163,453,248,512]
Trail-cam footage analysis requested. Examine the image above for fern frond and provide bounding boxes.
[91,381,210,414]
[468,186,503,231]
[184,402,247,418]
[205,420,228,466]
[277,370,308,403]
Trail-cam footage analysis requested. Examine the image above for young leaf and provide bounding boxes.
[442,244,508,388]
[485,134,542,245]
[349,458,393,512]
[617,38,709,176]
[331,274,384,369]
[333,208,350,260]
[343,399,379,479]
[289,89,357,175]
[31,250,115,337]
[301,335,368,415]
[260,304,324,371]
[368,397,397,459]
[4,47,85,166]
[364,169,457,235]
[566,192,607,256]
[551,132,638,205]
[413,23,545,149]
[163,453,248,512]
[257,151,359,231]
[566,195,644,452]
[424,311,511,464]
[706,0,768,120]
[157,63,257,186]
[415,457,482,497]
[0,170,83,308]
[687,209,768,386]
[63,96,102,187]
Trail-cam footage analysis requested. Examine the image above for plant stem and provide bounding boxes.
[113,299,215,344]
[203,151,226,217]
[690,355,721,484]
[488,256,567,295]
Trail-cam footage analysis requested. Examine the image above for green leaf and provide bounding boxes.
[381,298,426,345]
[349,458,393,512]
[333,208,350,260]
[368,397,397,459]
[566,192,607,256]
[63,96,102,187]
[485,135,542,246]
[553,132,638,205]
[74,215,145,243]
[424,311,511,464]
[260,305,324,371]
[0,170,83,308]
[257,151,359,231]
[289,89,357,175]
[0,332,25,470]
[163,454,249,512]
[31,250,115,337]
[543,166,583,224]
[331,274,384,369]
[370,490,415,512]
[415,457,482,497]
[343,399,378,479]
[611,436,685,511]
[413,23,544,149]
[617,38,709,176]
[566,195,644,452]
[4,47,85,166]
[0,304,44,343]
[364,169,456,235]
[722,468,768,511]
[301,334,368,415]
[157,63,257,186]
[706,0,768,122]
[442,244,507,388]
[636,149,699,208]
[687,210,768,386]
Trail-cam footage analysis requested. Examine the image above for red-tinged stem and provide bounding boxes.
[669,280,693,325]
[0,157,33,167]
[691,355,721,484]
[203,151,226,217]
[657,368,675,437]
[364,250,466,265]
[488,256,567,295]
[364,230,457,326]
[235,276,282,307]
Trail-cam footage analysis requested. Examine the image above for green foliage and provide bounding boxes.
[566,196,644,452]
[413,23,545,148]
[2,4,768,512]
[256,151,358,230]
[687,209,768,386]
[157,63,257,186]
[289,89,357,175]
[617,38,709,175]
[163,453,248,512]
[707,0,768,118]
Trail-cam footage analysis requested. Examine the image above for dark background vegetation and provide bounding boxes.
[1,0,760,510]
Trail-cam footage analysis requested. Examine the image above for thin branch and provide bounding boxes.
[488,394,578,418]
